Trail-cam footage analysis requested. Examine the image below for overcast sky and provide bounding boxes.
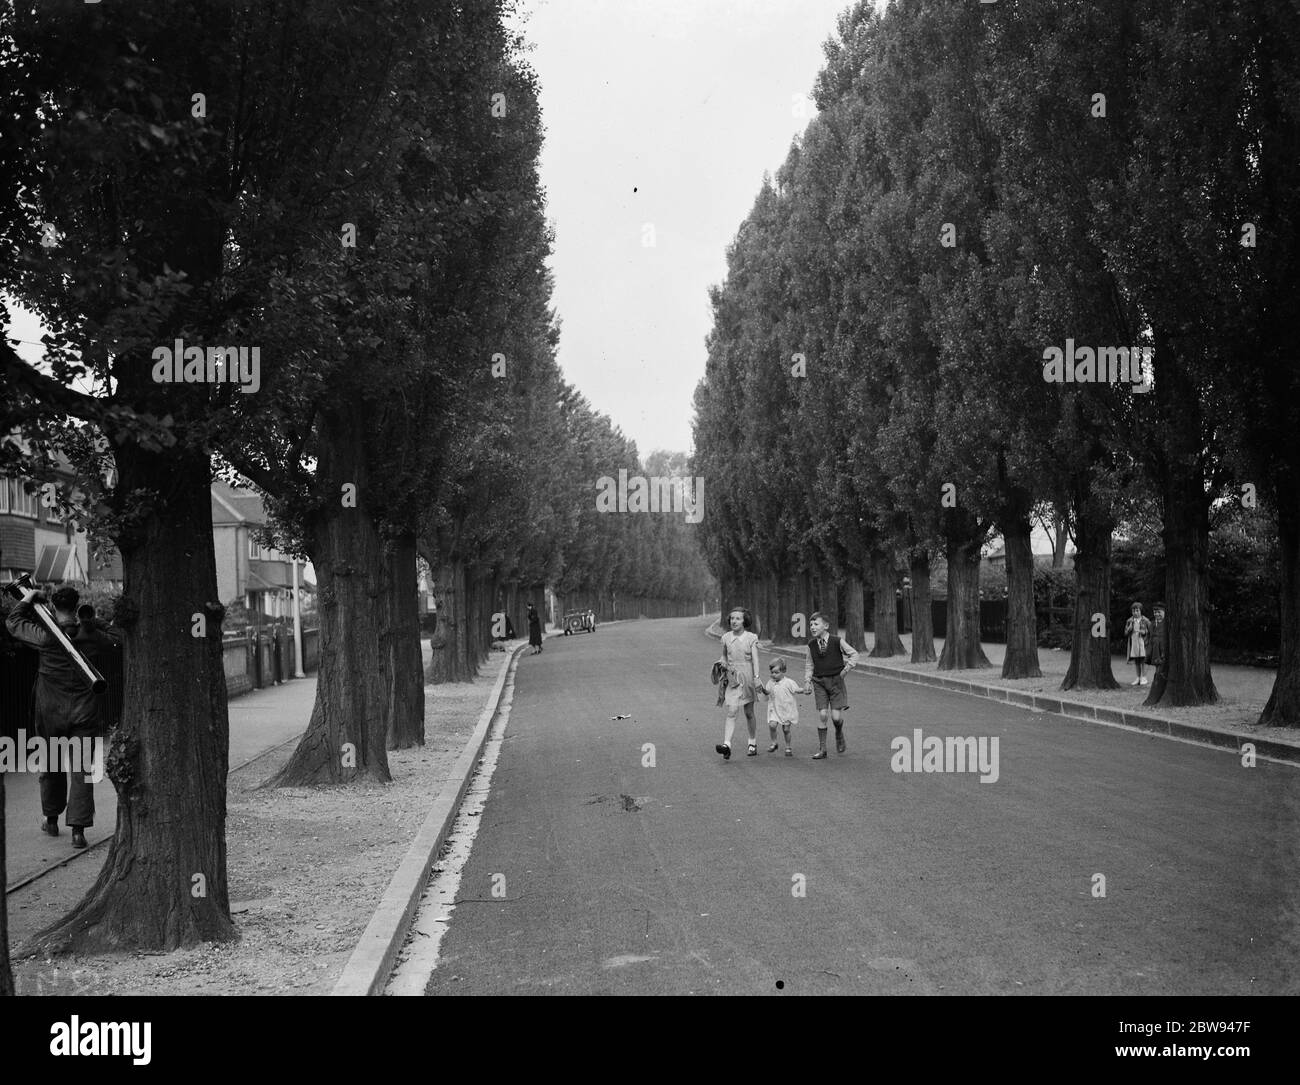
[7,2,861,459]
[514,0,855,459]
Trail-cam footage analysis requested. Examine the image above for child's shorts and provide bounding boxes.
[810,674,848,711]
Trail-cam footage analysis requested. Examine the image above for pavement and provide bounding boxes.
[420,615,1300,995]
[4,675,318,892]
[741,627,1300,765]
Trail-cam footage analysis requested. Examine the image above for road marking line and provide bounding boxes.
[385,668,518,995]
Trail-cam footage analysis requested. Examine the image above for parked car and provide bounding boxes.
[563,610,595,635]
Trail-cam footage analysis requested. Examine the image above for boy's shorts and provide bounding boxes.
[810,674,848,711]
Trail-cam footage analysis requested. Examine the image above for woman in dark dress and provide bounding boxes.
[527,603,543,654]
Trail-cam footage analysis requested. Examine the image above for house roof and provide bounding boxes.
[211,481,268,526]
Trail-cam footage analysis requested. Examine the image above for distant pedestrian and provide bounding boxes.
[1124,601,1151,686]
[757,657,803,757]
[5,585,121,849]
[527,603,543,654]
[1146,601,1168,697]
[714,607,760,759]
[803,611,858,759]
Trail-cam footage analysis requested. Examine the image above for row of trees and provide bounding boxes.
[0,0,709,985]
[692,0,1298,727]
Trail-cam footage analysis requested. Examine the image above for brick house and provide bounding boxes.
[211,481,313,617]
[0,466,123,591]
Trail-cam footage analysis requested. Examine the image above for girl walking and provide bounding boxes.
[1124,601,1150,686]
[714,607,761,759]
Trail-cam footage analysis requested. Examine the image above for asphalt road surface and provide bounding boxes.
[423,617,1300,995]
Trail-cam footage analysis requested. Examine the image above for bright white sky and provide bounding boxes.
[7,1,866,459]
[513,0,857,459]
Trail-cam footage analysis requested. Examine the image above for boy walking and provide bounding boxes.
[803,612,858,760]
[757,658,803,756]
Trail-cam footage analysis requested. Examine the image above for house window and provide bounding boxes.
[249,538,261,560]
[5,478,37,519]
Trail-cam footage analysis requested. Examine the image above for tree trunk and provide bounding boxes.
[35,448,236,953]
[1062,505,1119,691]
[759,571,769,641]
[1,773,12,995]
[1001,516,1043,678]
[910,551,937,663]
[1260,495,1300,726]
[870,551,904,657]
[844,572,865,650]
[429,560,472,683]
[503,580,518,640]
[385,532,424,750]
[798,569,814,632]
[272,514,391,786]
[775,574,797,645]
[938,526,989,671]
[821,572,839,639]
[1146,468,1219,706]
[1052,507,1069,568]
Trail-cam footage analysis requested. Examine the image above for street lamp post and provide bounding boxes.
[291,556,306,679]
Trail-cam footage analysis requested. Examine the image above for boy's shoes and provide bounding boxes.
[784,748,793,757]
[41,818,58,837]
[812,749,828,760]
[71,829,87,850]
[715,743,731,760]
[1131,678,1141,686]
[767,742,779,753]
[746,743,758,756]
[1139,677,1149,686]
[836,732,846,754]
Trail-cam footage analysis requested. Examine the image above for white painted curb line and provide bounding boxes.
[333,643,527,996]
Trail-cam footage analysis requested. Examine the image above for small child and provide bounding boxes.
[756,658,803,756]
[1124,601,1151,686]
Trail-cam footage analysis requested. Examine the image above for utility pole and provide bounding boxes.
[291,556,306,678]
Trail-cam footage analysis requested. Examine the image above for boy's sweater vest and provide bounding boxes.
[808,634,847,677]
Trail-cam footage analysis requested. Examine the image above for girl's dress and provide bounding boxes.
[1126,616,1149,661]
[721,629,759,707]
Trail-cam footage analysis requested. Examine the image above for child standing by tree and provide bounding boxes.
[1124,601,1151,686]
[715,607,761,759]
[757,657,803,756]
[803,611,858,759]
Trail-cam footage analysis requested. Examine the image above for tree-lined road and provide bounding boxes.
[424,618,1299,996]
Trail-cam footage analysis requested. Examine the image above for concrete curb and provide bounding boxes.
[704,622,1300,766]
[332,642,527,996]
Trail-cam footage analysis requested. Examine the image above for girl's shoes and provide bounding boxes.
[746,743,758,756]
[1139,677,1148,685]
[784,748,793,757]
[1131,677,1141,685]
[716,743,731,760]
[812,750,828,760]
[767,742,779,753]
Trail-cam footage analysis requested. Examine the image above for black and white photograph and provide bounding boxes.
[0,0,1297,1059]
